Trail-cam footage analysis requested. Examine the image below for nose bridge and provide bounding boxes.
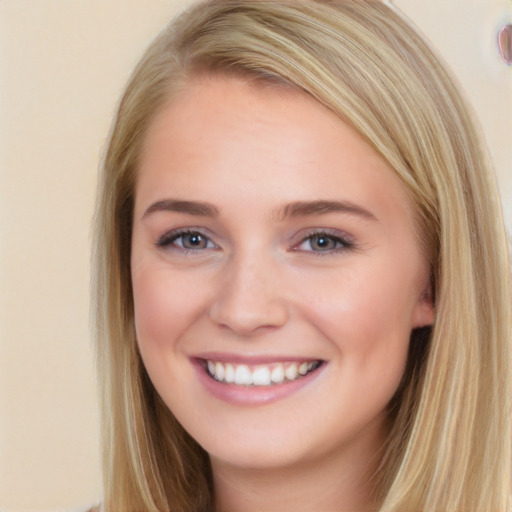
[209,246,288,335]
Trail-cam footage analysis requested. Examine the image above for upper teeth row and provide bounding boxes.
[206,360,318,386]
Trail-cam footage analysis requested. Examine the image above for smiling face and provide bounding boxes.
[131,77,434,473]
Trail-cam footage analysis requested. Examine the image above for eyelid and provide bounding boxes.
[291,228,356,254]
[155,226,356,256]
[156,228,218,251]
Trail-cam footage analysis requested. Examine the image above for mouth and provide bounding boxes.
[200,358,324,387]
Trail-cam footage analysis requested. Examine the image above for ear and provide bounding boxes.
[412,277,435,328]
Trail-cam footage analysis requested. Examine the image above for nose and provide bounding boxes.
[209,252,289,336]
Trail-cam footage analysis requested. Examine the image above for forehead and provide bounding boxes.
[136,76,416,227]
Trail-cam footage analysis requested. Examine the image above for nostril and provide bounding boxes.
[209,300,289,336]
[209,275,289,335]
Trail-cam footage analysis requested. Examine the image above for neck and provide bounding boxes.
[211,424,385,512]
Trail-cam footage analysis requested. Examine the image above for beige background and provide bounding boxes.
[0,1,510,511]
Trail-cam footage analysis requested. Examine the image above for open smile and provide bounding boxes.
[192,356,327,406]
[203,359,323,386]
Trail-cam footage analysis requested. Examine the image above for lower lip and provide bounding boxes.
[192,359,326,406]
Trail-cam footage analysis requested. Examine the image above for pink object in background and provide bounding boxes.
[498,23,512,64]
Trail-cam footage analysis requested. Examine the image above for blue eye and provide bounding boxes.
[298,232,353,253]
[157,230,215,251]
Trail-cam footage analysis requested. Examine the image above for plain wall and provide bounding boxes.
[0,1,510,511]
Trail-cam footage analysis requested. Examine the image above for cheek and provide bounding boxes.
[131,265,205,354]
[131,264,213,415]
[301,259,417,382]
[309,263,414,334]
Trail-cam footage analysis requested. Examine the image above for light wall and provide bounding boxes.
[0,1,510,511]
[393,0,512,225]
[0,2,195,511]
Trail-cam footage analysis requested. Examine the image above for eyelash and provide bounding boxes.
[156,229,217,253]
[156,229,355,255]
[294,230,355,255]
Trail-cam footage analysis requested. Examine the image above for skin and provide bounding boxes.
[131,77,434,511]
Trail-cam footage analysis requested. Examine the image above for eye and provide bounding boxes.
[296,231,354,254]
[157,230,216,251]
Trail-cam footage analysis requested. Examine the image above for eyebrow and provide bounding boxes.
[275,200,378,222]
[142,198,377,222]
[142,199,220,219]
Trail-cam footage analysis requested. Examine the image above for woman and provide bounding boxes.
[92,0,511,510]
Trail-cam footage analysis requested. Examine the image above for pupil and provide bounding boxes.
[313,235,333,250]
[185,233,204,248]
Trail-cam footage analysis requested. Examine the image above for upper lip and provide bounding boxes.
[192,352,324,365]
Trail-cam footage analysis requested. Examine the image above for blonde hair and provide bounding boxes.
[92,1,512,510]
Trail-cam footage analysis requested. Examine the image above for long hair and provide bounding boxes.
[91,1,511,510]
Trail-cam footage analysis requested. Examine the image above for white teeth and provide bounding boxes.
[225,363,235,383]
[270,365,285,384]
[235,365,253,385]
[284,363,298,381]
[206,360,320,386]
[252,366,271,386]
[215,362,225,381]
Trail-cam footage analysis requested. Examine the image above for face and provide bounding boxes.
[131,77,434,471]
